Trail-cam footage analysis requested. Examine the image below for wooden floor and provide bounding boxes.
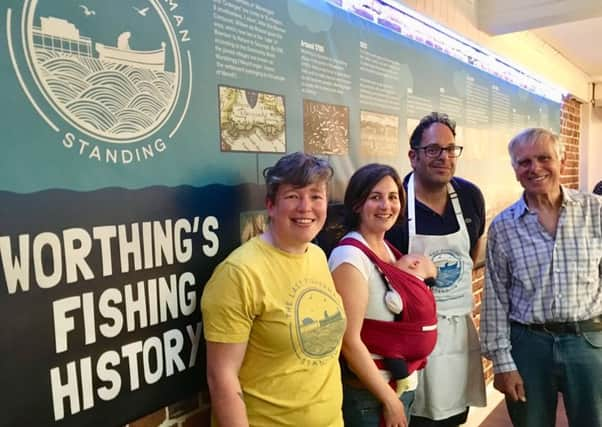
[478,396,568,427]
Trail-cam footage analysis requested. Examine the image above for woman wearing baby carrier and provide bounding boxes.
[329,163,438,427]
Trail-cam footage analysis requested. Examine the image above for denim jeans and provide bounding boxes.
[506,323,602,427]
[342,383,415,427]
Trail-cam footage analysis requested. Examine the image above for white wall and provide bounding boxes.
[582,98,602,191]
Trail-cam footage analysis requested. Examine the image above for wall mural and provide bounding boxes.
[0,0,559,426]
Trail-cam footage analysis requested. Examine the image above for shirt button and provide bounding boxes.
[557,294,562,299]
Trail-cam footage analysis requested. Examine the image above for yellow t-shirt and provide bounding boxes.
[202,237,345,427]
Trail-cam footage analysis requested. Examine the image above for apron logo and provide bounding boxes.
[7,0,192,164]
[431,249,463,289]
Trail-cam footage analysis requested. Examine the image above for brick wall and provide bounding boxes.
[560,96,582,189]
[124,391,211,427]
[472,266,492,383]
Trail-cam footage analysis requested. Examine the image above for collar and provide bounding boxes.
[513,185,578,220]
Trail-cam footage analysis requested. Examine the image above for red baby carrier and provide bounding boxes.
[337,238,437,375]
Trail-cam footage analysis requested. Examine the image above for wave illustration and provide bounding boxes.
[128,92,165,117]
[80,82,134,112]
[137,81,168,104]
[152,78,173,100]
[65,75,91,94]
[43,56,90,81]
[67,98,117,131]
[45,77,81,104]
[33,48,176,139]
[114,108,154,128]
[125,68,147,85]
[124,67,155,83]
[110,121,145,134]
[80,56,105,73]
[85,71,137,99]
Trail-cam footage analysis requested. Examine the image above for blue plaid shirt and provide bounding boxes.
[481,187,602,373]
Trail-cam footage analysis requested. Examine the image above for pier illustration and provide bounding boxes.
[95,32,166,71]
[295,289,345,357]
[29,15,176,140]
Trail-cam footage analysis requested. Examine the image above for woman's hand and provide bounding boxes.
[333,263,408,427]
[382,394,408,427]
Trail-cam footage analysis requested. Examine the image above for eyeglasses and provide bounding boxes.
[414,144,463,158]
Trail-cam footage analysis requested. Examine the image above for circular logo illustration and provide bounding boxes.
[22,0,182,143]
[431,249,463,289]
[294,288,345,358]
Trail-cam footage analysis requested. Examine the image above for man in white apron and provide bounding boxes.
[387,112,486,426]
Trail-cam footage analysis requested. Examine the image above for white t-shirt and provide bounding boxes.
[329,231,395,321]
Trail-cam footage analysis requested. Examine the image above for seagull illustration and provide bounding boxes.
[79,5,96,16]
[133,6,150,16]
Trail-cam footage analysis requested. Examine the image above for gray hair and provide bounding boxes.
[263,152,333,203]
[508,128,564,167]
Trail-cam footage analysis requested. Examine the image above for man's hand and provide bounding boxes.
[494,370,527,402]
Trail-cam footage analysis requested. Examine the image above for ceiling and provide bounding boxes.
[533,17,602,82]
[477,0,602,81]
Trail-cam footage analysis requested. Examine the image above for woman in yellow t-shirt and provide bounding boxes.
[201,152,346,427]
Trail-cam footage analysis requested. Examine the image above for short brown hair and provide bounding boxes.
[263,152,333,203]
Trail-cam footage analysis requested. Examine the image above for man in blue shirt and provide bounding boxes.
[481,128,602,427]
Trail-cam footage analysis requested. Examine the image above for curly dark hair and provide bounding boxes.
[409,112,456,148]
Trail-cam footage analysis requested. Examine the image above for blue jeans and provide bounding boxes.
[342,383,415,427]
[507,323,602,427]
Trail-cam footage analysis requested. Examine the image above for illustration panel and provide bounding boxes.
[360,110,400,157]
[219,85,286,153]
[303,99,349,155]
[239,210,268,243]
[23,2,181,143]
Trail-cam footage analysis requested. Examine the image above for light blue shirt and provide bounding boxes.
[481,187,602,373]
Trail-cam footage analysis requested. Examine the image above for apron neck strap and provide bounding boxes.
[408,173,465,236]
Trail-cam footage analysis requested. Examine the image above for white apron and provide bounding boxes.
[407,173,486,420]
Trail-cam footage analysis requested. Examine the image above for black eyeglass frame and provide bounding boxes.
[413,144,464,158]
